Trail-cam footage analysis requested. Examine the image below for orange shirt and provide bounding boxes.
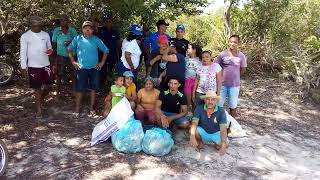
[137,88,160,110]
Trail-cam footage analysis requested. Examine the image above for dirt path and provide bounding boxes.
[0,76,319,180]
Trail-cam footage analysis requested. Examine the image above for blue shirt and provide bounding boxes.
[68,35,109,69]
[144,32,171,52]
[193,105,227,134]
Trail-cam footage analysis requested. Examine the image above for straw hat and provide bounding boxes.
[200,90,220,100]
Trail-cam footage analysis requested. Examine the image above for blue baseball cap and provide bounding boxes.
[176,24,185,31]
[129,24,143,36]
[123,71,134,77]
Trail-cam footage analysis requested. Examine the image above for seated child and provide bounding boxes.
[123,71,137,109]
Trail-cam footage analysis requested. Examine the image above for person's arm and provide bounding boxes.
[20,34,28,78]
[240,67,246,76]
[240,53,247,76]
[124,51,135,71]
[190,120,199,148]
[150,54,162,65]
[135,90,142,104]
[218,109,228,155]
[192,75,200,103]
[96,38,109,70]
[158,69,166,83]
[155,99,170,128]
[161,48,178,62]
[166,105,188,123]
[216,70,222,96]
[67,38,80,70]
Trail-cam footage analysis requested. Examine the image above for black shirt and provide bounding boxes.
[169,38,189,57]
[166,53,186,82]
[98,27,120,61]
[160,90,187,113]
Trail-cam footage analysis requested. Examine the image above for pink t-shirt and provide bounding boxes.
[216,50,247,87]
[196,63,222,94]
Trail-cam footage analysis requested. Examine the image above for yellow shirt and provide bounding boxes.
[137,88,160,110]
[126,83,136,97]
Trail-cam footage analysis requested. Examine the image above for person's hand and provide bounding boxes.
[21,69,28,79]
[130,66,134,72]
[47,48,54,56]
[64,40,71,46]
[218,143,227,156]
[96,62,104,70]
[71,61,81,70]
[158,76,163,83]
[190,136,198,149]
[192,92,196,103]
[156,55,162,61]
[160,115,169,128]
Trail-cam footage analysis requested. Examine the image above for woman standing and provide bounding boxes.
[117,24,143,80]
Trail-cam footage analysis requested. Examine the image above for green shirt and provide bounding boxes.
[111,85,126,107]
[52,26,78,57]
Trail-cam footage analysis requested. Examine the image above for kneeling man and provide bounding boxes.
[190,90,228,155]
[156,78,189,129]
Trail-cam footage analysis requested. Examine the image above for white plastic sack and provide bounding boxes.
[91,98,134,146]
[225,110,247,138]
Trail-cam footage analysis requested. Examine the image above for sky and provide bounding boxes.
[202,0,247,14]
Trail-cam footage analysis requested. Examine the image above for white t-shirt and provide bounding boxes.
[20,30,52,69]
[120,39,142,69]
[196,63,222,94]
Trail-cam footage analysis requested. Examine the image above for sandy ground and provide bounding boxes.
[0,76,319,180]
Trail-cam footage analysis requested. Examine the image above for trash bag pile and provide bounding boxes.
[141,128,174,156]
[111,118,144,153]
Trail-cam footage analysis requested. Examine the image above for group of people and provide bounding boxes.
[20,14,247,155]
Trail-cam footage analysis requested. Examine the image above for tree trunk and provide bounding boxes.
[224,0,235,38]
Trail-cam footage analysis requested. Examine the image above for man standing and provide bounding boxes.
[169,24,189,57]
[98,15,121,74]
[190,91,228,155]
[216,35,247,118]
[52,15,77,96]
[156,78,189,129]
[145,20,171,53]
[20,16,54,119]
[68,21,109,117]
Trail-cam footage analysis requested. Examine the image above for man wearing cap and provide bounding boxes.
[20,16,54,119]
[156,78,189,129]
[190,91,228,155]
[145,20,171,53]
[67,21,109,117]
[52,15,78,97]
[98,15,121,75]
[117,24,143,80]
[169,25,189,57]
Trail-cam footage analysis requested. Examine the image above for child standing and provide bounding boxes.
[192,50,222,107]
[111,76,126,107]
[184,43,202,115]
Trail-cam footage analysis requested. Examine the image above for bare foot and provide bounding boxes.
[197,141,204,150]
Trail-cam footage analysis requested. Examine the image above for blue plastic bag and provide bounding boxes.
[111,118,144,153]
[142,128,174,156]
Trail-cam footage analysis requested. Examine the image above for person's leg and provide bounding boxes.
[88,69,100,113]
[228,86,240,118]
[74,69,88,114]
[195,127,204,149]
[129,101,136,110]
[103,93,112,116]
[135,105,146,124]
[184,79,194,113]
[218,86,228,108]
[34,88,42,117]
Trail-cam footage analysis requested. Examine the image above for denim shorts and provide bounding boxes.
[197,127,221,144]
[162,111,189,125]
[219,86,240,109]
[75,68,100,92]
